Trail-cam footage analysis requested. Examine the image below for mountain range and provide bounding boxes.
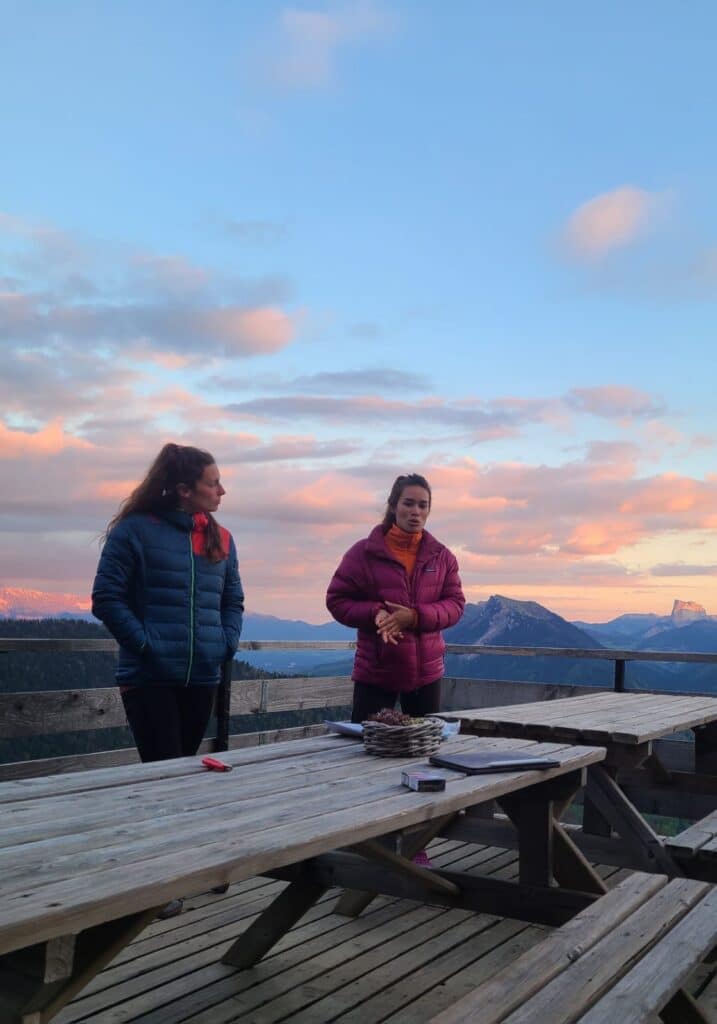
[1,587,715,688]
[574,599,717,651]
[0,587,92,620]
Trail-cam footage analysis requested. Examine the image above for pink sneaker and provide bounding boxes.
[412,849,433,868]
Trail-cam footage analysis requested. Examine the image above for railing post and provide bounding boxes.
[694,722,717,775]
[215,658,232,752]
[614,659,626,693]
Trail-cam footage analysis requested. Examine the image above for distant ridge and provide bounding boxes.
[238,611,353,642]
[575,598,717,650]
[0,588,353,638]
[446,594,603,649]
[0,587,92,620]
[631,619,717,655]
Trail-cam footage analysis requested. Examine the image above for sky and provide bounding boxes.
[1,1,717,625]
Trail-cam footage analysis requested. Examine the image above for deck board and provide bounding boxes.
[58,841,716,1024]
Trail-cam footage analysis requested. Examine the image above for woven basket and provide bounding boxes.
[362,717,444,758]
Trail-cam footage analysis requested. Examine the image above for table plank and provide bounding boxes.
[1,734,544,845]
[666,811,717,861]
[0,735,345,804]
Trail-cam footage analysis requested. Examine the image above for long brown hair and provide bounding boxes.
[381,473,432,531]
[105,443,226,562]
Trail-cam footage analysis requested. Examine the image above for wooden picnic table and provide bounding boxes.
[441,691,717,877]
[0,732,605,1024]
[441,692,717,761]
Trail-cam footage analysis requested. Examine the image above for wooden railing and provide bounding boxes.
[1,638,716,782]
[447,642,717,693]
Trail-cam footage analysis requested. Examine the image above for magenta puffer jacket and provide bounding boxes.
[326,526,465,692]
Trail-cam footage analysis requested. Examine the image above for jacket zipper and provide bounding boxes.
[185,532,195,685]
[409,563,422,683]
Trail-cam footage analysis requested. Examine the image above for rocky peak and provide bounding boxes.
[671,599,707,625]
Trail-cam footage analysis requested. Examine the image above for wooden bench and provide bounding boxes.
[429,871,717,1024]
[666,809,717,882]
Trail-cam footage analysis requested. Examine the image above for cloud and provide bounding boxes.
[194,306,293,355]
[649,563,717,577]
[563,520,645,555]
[566,385,665,420]
[221,219,289,244]
[0,211,88,273]
[0,419,93,458]
[556,194,717,301]
[583,440,642,465]
[207,367,429,395]
[562,186,660,259]
[129,252,210,296]
[258,2,395,90]
[221,385,668,436]
[221,393,536,438]
[1,291,294,359]
[223,435,360,463]
[0,211,296,360]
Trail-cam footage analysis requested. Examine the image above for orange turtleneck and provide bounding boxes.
[385,523,423,577]
[384,525,421,629]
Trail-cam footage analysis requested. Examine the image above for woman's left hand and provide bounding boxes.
[382,601,416,632]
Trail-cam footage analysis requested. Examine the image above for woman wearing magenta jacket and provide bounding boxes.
[326,473,465,723]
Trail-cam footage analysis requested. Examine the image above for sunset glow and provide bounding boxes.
[1,4,716,625]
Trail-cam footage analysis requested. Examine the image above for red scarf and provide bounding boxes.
[191,512,209,555]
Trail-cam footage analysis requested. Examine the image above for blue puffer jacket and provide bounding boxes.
[92,509,244,686]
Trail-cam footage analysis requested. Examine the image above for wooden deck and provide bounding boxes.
[56,840,717,1024]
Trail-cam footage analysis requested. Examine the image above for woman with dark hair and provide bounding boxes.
[92,443,245,764]
[326,473,465,724]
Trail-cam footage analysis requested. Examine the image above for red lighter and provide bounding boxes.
[201,756,233,772]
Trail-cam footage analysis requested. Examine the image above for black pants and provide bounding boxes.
[121,685,217,762]
[350,679,442,723]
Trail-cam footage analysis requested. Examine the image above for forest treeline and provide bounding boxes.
[0,618,282,692]
[0,619,348,767]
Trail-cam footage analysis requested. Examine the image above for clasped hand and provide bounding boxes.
[375,601,414,645]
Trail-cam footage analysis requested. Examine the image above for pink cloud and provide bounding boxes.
[562,186,659,259]
[618,474,715,522]
[566,385,665,420]
[563,520,644,555]
[198,306,293,354]
[263,3,395,89]
[0,419,93,458]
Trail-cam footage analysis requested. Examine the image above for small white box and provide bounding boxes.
[401,771,446,792]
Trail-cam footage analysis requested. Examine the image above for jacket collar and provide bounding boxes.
[366,524,441,564]
[159,508,194,532]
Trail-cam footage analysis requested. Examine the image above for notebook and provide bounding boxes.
[429,750,560,774]
[324,721,364,738]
